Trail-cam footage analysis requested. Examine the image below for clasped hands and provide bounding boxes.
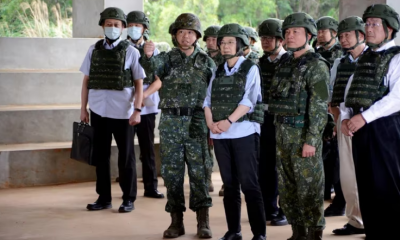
[341,114,366,136]
[208,119,231,134]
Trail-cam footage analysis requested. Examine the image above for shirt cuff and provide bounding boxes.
[361,110,376,124]
[203,101,211,109]
[238,99,253,111]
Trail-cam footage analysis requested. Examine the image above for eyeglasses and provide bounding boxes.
[261,36,275,41]
[365,22,382,28]
[220,41,236,46]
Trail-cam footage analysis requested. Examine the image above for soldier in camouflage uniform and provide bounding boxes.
[204,23,266,240]
[268,13,329,240]
[316,16,343,65]
[124,11,164,199]
[140,13,214,239]
[79,7,145,213]
[257,18,288,227]
[204,25,224,67]
[341,4,400,239]
[245,26,262,57]
[243,27,260,64]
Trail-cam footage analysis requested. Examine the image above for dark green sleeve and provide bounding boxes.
[139,52,169,80]
[305,60,330,146]
[205,58,216,86]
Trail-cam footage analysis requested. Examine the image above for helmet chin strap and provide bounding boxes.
[367,21,390,49]
[342,31,365,51]
[320,29,336,47]
[263,40,280,57]
[105,36,119,45]
[207,48,219,53]
[287,32,309,52]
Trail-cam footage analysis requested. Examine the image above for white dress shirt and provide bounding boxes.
[340,40,400,123]
[203,56,262,139]
[80,39,146,119]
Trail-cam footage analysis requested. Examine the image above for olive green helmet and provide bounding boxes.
[363,4,399,39]
[282,12,317,37]
[338,16,365,35]
[173,13,202,38]
[338,16,366,51]
[282,13,317,52]
[258,18,283,38]
[98,7,126,27]
[244,27,259,42]
[169,22,175,35]
[316,16,339,32]
[126,11,150,29]
[203,25,221,41]
[217,23,250,46]
[143,29,150,41]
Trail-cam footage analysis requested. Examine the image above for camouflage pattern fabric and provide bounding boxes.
[159,114,212,212]
[251,45,262,57]
[271,48,329,228]
[209,51,225,67]
[316,41,343,65]
[140,46,215,213]
[259,55,278,104]
[345,46,400,110]
[246,51,260,64]
[330,54,356,107]
[155,42,172,53]
[275,139,325,228]
[131,42,153,85]
[88,40,133,90]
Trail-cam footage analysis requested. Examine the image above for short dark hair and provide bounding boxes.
[217,37,245,56]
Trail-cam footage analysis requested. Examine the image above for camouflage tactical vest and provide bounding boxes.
[246,51,259,64]
[345,46,400,110]
[131,42,153,85]
[210,52,225,68]
[159,48,209,109]
[211,59,254,122]
[331,54,356,107]
[269,51,325,116]
[88,40,133,90]
[317,42,342,65]
[259,55,278,104]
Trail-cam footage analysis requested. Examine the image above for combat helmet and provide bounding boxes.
[316,16,339,47]
[98,7,126,27]
[126,11,150,29]
[338,16,366,51]
[282,12,317,52]
[218,23,249,59]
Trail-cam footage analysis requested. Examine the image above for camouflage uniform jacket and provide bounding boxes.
[317,41,343,65]
[246,51,260,64]
[208,51,225,68]
[269,49,330,147]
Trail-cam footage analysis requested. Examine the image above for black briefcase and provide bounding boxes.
[70,121,95,166]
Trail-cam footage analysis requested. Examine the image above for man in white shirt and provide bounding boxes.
[329,16,367,236]
[79,7,145,213]
[341,4,400,239]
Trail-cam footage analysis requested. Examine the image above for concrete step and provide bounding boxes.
[0,105,160,144]
[0,70,83,105]
[0,37,97,70]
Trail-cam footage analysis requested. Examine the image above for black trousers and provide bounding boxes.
[259,112,279,216]
[214,133,266,237]
[91,110,137,202]
[135,113,158,192]
[323,137,346,207]
[353,115,400,240]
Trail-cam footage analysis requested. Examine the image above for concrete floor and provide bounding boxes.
[0,173,365,240]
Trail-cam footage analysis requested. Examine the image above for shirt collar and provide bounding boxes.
[224,56,245,74]
[374,40,396,52]
[103,39,121,49]
[348,45,369,62]
[268,47,287,63]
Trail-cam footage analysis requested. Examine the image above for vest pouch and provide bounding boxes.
[189,108,207,140]
[248,102,265,124]
[276,81,291,98]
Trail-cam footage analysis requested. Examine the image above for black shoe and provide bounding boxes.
[144,190,165,199]
[86,201,112,211]
[324,204,345,217]
[251,235,266,240]
[333,224,365,235]
[271,209,288,226]
[265,211,278,221]
[219,231,242,240]
[118,200,134,213]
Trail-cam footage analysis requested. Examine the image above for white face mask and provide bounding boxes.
[104,27,121,40]
[127,26,143,41]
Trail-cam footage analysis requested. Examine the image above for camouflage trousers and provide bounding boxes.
[159,114,212,212]
[275,124,325,228]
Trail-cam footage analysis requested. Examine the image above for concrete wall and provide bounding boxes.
[73,0,144,38]
[339,0,400,45]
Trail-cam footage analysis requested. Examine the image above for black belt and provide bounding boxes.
[162,108,194,116]
[276,115,305,127]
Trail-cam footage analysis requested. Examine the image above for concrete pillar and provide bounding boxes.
[339,0,400,45]
[72,0,143,38]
